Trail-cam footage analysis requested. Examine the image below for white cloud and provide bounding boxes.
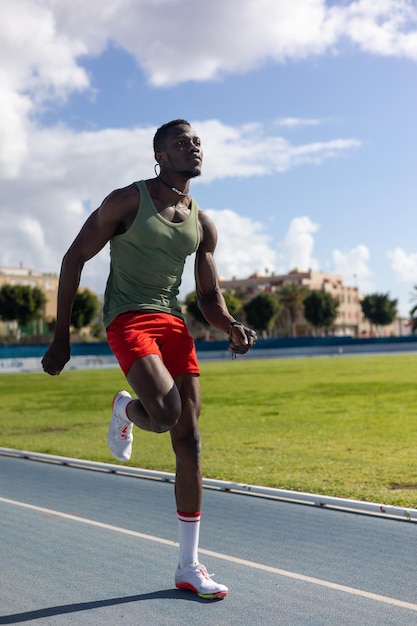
[387,247,417,283]
[0,0,404,181]
[1,116,360,185]
[330,0,417,59]
[383,247,417,316]
[0,1,88,97]
[205,209,278,279]
[0,116,361,295]
[179,208,279,298]
[0,88,31,178]
[331,244,374,292]
[199,120,361,182]
[106,0,417,86]
[275,118,322,128]
[0,0,88,178]
[280,217,320,271]
[180,213,372,304]
[1,0,415,305]
[1,0,415,123]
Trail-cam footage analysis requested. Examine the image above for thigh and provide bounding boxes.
[106,312,164,376]
[127,354,181,418]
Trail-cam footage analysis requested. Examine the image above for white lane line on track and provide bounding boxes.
[2,495,417,613]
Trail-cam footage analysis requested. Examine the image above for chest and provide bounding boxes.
[121,201,199,259]
[156,202,192,223]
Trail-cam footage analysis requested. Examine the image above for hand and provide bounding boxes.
[228,322,257,355]
[41,338,71,376]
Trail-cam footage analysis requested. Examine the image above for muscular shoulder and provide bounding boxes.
[197,209,218,253]
[101,183,139,213]
[99,183,140,233]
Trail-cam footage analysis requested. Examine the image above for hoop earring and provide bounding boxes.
[154,163,161,176]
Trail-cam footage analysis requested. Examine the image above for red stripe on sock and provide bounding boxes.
[177,510,201,522]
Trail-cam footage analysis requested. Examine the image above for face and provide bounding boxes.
[158,125,203,179]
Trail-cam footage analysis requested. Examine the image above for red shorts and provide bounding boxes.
[106,311,200,378]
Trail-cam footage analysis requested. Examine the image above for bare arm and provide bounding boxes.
[42,185,138,374]
[195,211,257,353]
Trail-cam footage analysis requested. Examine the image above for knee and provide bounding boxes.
[152,400,182,433]
[153,416,178,433]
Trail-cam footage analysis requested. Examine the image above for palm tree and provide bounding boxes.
[278,283,308,337]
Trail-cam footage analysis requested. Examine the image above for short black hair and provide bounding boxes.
[153,119,191,153]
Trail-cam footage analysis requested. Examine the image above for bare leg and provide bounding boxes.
[126,360,202,510]
[126,359,202,510]
[119,365,226,594]
[125,354,182,433]
[119,357,201,509]
[170,374,202,512]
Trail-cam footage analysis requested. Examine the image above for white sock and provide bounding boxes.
[124,401,134,422]
[177,510,201,568]
[119,397,134,422]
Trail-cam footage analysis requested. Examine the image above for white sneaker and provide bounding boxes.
[175,563,228,600]
[108,390,133,462]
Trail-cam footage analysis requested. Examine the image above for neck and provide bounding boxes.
[157,175,188,197]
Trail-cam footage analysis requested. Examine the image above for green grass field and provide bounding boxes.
[1,354,417,508]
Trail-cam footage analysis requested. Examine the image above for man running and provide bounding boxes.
[42,119,257,600]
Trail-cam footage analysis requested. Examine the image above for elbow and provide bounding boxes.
[197,286,220,308]
[62,247,85,274]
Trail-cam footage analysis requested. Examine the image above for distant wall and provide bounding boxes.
[1,335,417,373]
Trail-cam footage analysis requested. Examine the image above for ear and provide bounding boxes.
[154,150,165,165]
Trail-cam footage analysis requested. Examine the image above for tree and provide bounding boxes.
[303,290,339,335]
[243,292,281,337]
[184,291,209,329]
[185,291,243,326]
[0,284,46,337]
[278,283,309,337]
[185,290,244,340]
[223,291,243,320]
[70,289,99,332]
[361,293,397,335]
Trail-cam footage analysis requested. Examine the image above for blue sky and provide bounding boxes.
[1,0,417,316]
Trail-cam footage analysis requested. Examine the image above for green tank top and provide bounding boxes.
[102,180,200,327]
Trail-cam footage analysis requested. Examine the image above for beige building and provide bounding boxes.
[219,268,408,337]
[0,264,59,335]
